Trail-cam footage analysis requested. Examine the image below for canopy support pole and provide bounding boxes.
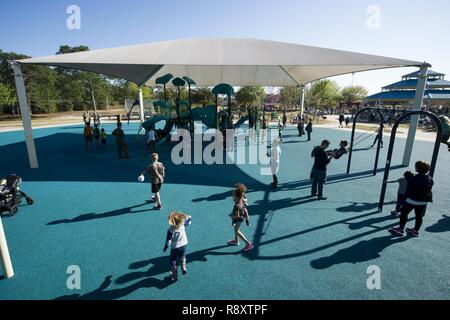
[0,216,14,279]
[402,63,429,166]
[299,85,305,118]
[11,62,38,169]
[138,88,145,122]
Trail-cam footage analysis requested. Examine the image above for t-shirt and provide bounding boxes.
[394,177,408,195]
[270,146,281,164]
[100,131,107,139]
[147,130,156,143]
[112,128,125,140]
[311,146,330,171]
[168,225,188,249]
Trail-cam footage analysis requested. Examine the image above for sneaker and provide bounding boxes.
[406,228,420,237]
[153,205,162,210]
[181,265,187,275]
[388,227,404,236]
[310,193,317,197]
[317,196,327,200]
[227,240,239,246]
[243,243,254,252]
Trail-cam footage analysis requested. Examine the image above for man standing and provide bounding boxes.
[112,123,130,159]
[338,114,345,128]
[310,140,332,200]
[305,119,313,141]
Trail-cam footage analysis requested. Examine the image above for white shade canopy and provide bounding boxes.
[17,38,423,87]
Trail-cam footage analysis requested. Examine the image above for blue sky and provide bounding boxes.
[1,0,450,94]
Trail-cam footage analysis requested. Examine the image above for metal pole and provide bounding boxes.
[378,110,442,212]
[402,63,429,166]
[0,216,14,279]
[346,115,358,174]
[11,62,38,169]
[299,85,305,119]
[347,107,384,174]
[138,88,145,122]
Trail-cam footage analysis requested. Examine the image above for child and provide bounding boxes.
[140,153,165,210]
[386,171,414,216]
[83,122,94,150]
[389,161,434,237]
[267,138,281,188]
[327,140,349,160]
[112,123,130,159]
[146,128,156,153]
[371,123,384,148]
[93,124,100,147]
[163,211,192,281]
[228,184,254,252]
[100,128,107,146]
[345,116,350,128]
[277,119,283,142]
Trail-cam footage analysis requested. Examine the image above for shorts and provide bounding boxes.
[152,183,162,193]
[232,216,245,227]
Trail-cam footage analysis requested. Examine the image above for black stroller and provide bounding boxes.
[0,174,34,216]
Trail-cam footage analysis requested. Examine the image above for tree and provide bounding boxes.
[340,86,368,106]
[235,86,265,106]
[307,79,340,109]
[279,86,301,108]
[191,87,214,105]
[0,83,17,114]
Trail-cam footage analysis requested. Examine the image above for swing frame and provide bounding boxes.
[346,107,385,175]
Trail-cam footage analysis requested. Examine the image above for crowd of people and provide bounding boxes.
[80,108,435,281]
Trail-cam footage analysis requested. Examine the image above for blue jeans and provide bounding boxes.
[395,193,406,212]
[169,245,186,267]
[310,168,327,197]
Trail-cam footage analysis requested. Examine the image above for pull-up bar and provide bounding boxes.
[347,107,385,175]
[378,110,443,212]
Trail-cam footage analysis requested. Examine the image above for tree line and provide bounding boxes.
[0,45,368,115]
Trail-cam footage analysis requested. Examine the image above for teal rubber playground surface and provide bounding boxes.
[0,122,449,300]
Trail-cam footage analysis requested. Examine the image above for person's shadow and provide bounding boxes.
[336,201,395,213]
[55,244,235,300]
[115,245,233,286]
[55,275,174,300]
[345,214,397,230]
[425,215,450,233]
[47,201,153,225]
[310,235,410,269]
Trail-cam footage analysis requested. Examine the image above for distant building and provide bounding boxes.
[365,69,450,110]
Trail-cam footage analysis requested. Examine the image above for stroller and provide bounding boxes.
[0,174,34,216]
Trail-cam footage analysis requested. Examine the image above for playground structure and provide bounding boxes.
[346,107,385,176]
[378,110,444,212]
[139,77,252,145]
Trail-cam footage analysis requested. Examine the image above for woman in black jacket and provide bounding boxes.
[389,161,434,237]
